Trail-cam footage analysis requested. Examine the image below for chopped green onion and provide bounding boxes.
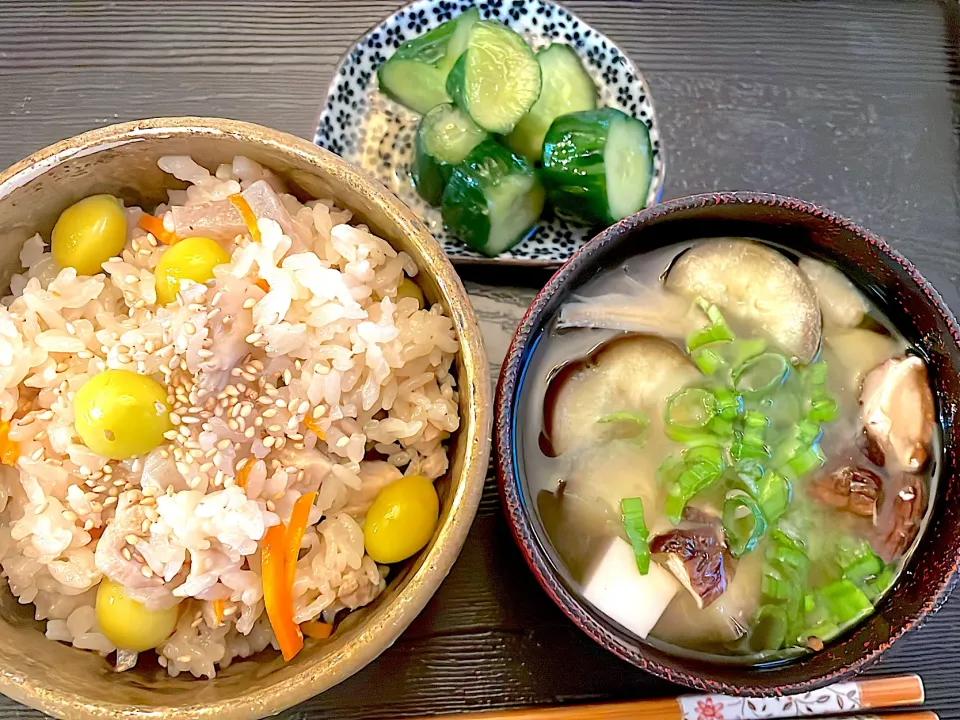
[761,570,795,601]
[723,490,768,556]
[656,455,685,487]
[620,497,650,575]
[665,452,725,524]
[749,605,788,652]
[598,410,649,427]
[700,301,727,326]
[758,471,792,523]
[713,387,742,420]
[597,410,649,445]
[809,397,839,423]
[729,338,767,367]
[694,346,725,375]
[733,353,790,397]
[687,324,734,352]
[863,565,896,602]
[783,443,826,479]
[665,426,726,445]
[665,388,718,429]
[707,415,735,438]
[687,302,734,353]
[819,579,874,625]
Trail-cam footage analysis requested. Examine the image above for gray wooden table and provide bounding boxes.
[0,0,959,717]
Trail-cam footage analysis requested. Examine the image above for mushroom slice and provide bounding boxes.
[649,516,729,609]
[558,277,708,341]
[799,258,868,328]
[875,475,926,563]
[665,239,821,363]
[860,356,935,473]
[811,465,884,520]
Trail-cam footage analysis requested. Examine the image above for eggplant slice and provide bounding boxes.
[665,239,822,363]
[546,336,700,456]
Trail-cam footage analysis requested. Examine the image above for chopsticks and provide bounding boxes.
[403,674,927,720]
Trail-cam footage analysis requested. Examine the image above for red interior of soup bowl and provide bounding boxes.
[495,192,960,695]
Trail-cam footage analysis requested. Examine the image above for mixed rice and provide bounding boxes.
[0,155,460,677]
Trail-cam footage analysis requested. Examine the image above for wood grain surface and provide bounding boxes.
[0,0,959,718]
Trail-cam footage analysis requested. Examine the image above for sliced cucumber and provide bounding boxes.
[442,139,545,256]
[445,21,542,134]
[541,108,652,227]
[412,103,489,206]
[377,8,480,114]
[506,44,597,161]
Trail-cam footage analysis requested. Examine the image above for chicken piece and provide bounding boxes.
[860,356,935,473]
[241,180,313,252]
[811,465,884,521]
[193,276,259,399]
[94,505,179,609]
[171,200,247,242]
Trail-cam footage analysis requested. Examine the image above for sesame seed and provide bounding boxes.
[169,412,182,424]
[141,520,151,533]
[217,439,231,450]
[263,436,275,448]
[84,519,94,531]
[184,322,196,335]
[244,427,256,439]
[104,495,118,506]
[245,333,262,344]
[242,298,256,309]
[141,496,157,507]
[121,547,132,561]
[266,500,276,512]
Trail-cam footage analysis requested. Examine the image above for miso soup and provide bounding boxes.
[517,239,937,663]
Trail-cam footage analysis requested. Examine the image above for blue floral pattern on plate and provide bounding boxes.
[315,0,664,265]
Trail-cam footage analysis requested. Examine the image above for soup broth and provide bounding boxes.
[517,239,938,663]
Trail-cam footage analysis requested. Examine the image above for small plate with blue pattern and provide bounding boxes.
[315,0,664,266]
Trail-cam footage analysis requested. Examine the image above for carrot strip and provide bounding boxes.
[213,599,225,626]
[300,621,333,640]
[137,213,178,245]
[236,459,253,488]
[0,420,19,467]
[286,492,317,587]
[228,194,261,242]
[303,415,326,442]
[255,278,270,292]
[261,522,303,661]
